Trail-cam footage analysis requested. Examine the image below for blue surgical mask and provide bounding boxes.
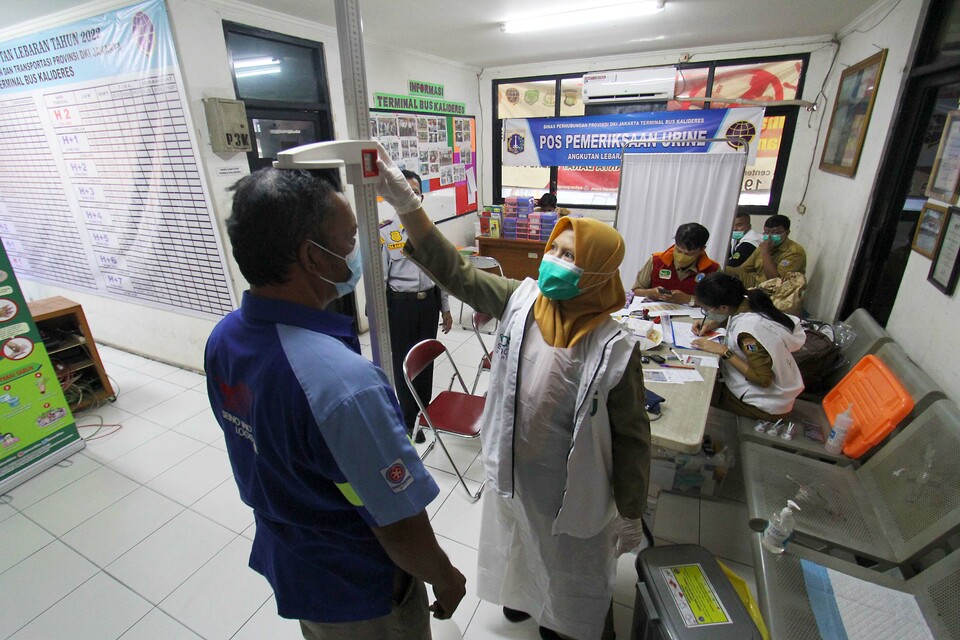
[732,231,745,242]
[762,233,784,247]
[309,239,362,298]
[705,308,731,324]
[537,254,583,300]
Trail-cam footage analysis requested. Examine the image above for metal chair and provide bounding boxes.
[458,255,503,329]
[742,399,960,572]
[403,339,485,501]
[822,308,893,389]
[469,311,495,394]
[751,538,960,639]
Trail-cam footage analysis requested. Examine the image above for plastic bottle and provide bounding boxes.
[761,500,801,554]
[824,405,854,455]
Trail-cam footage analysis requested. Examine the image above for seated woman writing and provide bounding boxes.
[690,273,805,420]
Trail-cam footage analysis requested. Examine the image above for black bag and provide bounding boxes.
[792,321,843,392]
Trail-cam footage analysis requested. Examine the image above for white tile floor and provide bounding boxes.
[0,321,757,640]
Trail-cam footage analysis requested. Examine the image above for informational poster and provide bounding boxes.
[502,108,764,168]
[370,109,478,216]
[0,0,235,318]
[0,243,84,495]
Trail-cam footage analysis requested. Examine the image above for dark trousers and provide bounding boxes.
[387,288,442,434]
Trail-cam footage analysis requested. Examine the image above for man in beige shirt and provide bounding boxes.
[725,214,806,288]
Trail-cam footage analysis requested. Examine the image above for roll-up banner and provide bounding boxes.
[502,107,764,167]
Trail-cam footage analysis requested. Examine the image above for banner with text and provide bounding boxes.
[502,107,764,167]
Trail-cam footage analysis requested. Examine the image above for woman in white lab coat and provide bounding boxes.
[376,150,650,640]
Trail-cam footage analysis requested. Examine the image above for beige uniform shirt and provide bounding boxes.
[726,238,806,288]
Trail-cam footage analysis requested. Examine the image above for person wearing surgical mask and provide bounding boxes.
[205,169,467,638]
[727,212,763,268]
[631,222,720,305]
[376,147,650,640]
[691,272,806,419]
[725,214,807,288]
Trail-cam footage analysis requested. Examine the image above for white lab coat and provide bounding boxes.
[476,279,635,639]
[723,311,805,415]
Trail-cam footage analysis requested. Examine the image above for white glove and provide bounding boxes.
[614,516,650,557]
[375,143,422,215]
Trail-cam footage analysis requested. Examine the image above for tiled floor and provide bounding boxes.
[0,320,757,640]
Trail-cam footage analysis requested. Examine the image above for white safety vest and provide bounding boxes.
[723,312,805,415]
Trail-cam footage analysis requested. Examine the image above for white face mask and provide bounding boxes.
[309,240,362,298]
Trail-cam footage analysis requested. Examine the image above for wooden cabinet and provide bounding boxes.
[476,236,545,280]
[27,296,115,412]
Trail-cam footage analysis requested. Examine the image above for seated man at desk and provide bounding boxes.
[725,214,806,288]
[631,222,719,306]
[727,211,763,268]
[535,192,571,216]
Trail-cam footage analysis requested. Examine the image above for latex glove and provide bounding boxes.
[376,143,422,215]
[614,516,649,557]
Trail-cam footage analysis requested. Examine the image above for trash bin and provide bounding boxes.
[631,544,762,640]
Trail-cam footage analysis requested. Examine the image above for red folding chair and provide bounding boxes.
[470,311,495,395]
[403,339,486,501]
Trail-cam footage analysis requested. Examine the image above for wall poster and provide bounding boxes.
[0,0,235,318]
[370,109,478,217]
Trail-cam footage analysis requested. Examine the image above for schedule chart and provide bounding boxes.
[0,0,235,318]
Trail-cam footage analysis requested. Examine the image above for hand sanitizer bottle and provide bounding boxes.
[761,500,801,554]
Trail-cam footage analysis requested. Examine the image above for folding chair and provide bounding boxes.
[742,399,960,572]
[403,339,486,501]
[458,256,503,329]
[469,311,495,394]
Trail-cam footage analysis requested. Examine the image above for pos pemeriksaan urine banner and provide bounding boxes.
[0,243,83,495]
[502,107,764,167]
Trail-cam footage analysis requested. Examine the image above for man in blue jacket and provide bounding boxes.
[205,168,465,639]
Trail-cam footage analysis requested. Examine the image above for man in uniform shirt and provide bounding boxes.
[205,168,465,640]
[725,214,806,288]
[631,222,720,305]
[727,211,763,268]
[380,170,453,443]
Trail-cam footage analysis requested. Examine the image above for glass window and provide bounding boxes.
[931,1,960,61]
[497,81,556,119]
[559,78,585,116]
[501,166,551,199]
[711,60,804,107]
[670,67,710,110]
[251,118,317,160]
[739,114,787,206]
[557,167,620,206]
[227,32,321,103]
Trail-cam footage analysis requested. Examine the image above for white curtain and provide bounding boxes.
[615,151,746,290]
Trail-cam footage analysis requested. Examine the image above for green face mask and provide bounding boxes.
[732,231,745,241]
[763,233,784,247]
[537,254,583,300]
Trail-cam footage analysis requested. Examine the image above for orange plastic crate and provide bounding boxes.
[822,354,913,459]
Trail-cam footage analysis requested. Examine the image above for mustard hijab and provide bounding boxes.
[533,216,626,348]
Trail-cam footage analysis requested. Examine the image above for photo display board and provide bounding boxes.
[0,0,235,318]
[370,109,478,217]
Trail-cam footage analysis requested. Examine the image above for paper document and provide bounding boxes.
[670,318,725,349]
[682,354,719,368]
[629,299,706,318]
[644,368,704,384]
[801,559,934,640]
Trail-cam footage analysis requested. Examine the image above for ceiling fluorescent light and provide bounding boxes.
[233,56,280,70]
[501,1,665,34]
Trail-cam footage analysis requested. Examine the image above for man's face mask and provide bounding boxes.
[731,231,745,242]
[762,232,784,247]
[537,254,583,300]
[673,247,699,269]
[309,240,362,298]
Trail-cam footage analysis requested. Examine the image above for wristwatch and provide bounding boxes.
[721,349,734,360]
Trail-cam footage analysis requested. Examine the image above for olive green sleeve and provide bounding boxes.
[403,225,520,318]
[776,242,806,277]
[737,332,774,387]
[631,257,654,291]
[608,343,651,519]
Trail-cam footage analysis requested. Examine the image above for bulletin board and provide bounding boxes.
[370,109,478,218]
[0,0,235,319]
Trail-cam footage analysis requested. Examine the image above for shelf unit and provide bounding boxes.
[27,296,115,412]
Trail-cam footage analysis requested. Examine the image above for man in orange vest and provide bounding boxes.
[631,222,719,306]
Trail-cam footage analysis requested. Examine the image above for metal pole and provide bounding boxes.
[334,0,393,384]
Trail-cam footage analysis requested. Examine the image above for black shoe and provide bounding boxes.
[538,627,562,640]
[414,429,426,444]
[503,607,531,622]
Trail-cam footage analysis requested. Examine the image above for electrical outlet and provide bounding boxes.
[797,204,807,214]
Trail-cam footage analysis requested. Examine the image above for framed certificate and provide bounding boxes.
[912,202,949,258]
[928,206,960,295]
[927,110,960,204]
[819,50,887,177]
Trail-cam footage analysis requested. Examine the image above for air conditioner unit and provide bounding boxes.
[582,66,676,104]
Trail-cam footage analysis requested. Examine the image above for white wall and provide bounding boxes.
[6,0,481,370]
[792,0,927,320]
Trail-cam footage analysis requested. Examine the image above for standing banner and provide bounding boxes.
[502,108,764,167]
[0,243,83,495]
[0,0,235,319]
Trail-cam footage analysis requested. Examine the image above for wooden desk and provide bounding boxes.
[476,236,545,280]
